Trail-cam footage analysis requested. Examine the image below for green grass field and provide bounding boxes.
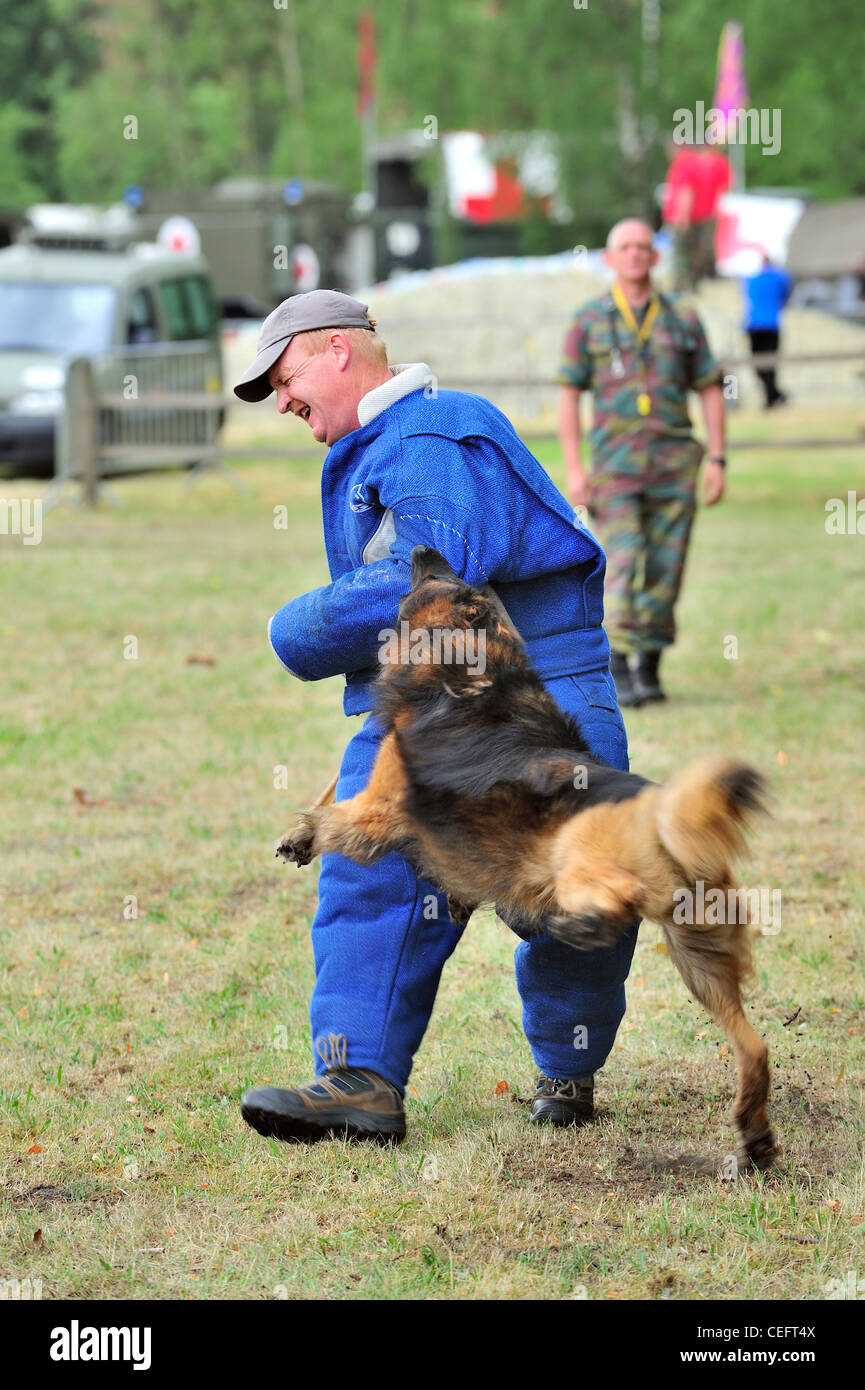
[1,414,863,1301]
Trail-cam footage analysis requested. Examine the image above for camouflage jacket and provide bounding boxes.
[557,289,723,476]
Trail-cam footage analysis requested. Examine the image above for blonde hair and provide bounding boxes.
[295,322,388,367]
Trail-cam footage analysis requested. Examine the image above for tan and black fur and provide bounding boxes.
[277,546,777,1170]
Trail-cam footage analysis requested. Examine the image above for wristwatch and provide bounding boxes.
[709,455,727,468]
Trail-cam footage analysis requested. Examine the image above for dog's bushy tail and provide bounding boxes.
[657,757,767,882]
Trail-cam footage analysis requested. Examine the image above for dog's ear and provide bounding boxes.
[523,755,583,796]
[460,597,490,628]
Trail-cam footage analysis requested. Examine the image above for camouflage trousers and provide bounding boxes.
[590,466,698,655]
[672,219,717,292]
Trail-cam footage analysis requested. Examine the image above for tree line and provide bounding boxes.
[1,0,862,249]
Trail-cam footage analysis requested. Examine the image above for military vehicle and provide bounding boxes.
[133,179,364,312]
[0,204,222,471]
[370,128,575,280]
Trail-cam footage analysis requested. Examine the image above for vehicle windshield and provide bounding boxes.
[0,282,116,354]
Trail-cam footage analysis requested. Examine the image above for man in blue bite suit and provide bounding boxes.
[234,289,640,1144]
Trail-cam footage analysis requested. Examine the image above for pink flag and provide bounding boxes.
[714,20,749,125]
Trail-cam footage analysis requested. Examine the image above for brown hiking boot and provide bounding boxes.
[241,1067,406,1144]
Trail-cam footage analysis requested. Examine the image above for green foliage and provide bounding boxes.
[0,107,43,209]
[0,0,98,207]
[1,0,862,220]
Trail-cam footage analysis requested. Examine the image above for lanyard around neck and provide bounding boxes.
[612,283,660,345]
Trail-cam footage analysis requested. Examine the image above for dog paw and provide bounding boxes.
[546,908,635,950]
[739,1126,779,1172]
[275,814,317,867]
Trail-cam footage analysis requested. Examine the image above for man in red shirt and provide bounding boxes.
[663,142,731,292]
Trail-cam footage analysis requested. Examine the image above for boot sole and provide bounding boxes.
[241,1099,406,1145]
[530,1101,594,1127]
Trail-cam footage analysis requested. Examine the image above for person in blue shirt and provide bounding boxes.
[233,289,641,1145]
[743,255,793,409]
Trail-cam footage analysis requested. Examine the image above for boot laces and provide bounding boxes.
[537,1075,586,1099]
[315,1032,348,1069]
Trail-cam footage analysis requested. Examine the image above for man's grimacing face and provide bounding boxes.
[267,332,357,446]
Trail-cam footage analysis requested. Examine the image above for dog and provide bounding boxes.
[276,545,777,1170]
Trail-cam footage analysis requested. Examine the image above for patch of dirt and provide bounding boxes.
[619,1147,726,1177]
[8,1182,122,1212]
[777,1084,838,1125]
[12,1184,74,1209]
[497,1143,705,1201]
[81,1060,134,1091]
[785,1151,841,1183]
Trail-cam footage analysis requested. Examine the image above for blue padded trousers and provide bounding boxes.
[308,665,640,1093]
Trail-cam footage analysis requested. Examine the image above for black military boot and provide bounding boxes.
[609,650,643,708]
[241,1068,406,1144]
[633,649,666,703]
[530,1074,594,1127]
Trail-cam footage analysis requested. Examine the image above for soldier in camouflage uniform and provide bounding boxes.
[557,218,727,705]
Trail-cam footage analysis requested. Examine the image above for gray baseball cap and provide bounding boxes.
[233,289,375,402]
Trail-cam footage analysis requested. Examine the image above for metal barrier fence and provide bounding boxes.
[49,328,865,508]
[51,342,229,505]
[354,308,865,424]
